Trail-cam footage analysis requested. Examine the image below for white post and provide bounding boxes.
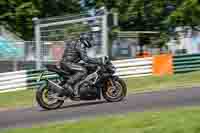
[113,13,118,26]
[101,11,108,56]
[33,17,41,69]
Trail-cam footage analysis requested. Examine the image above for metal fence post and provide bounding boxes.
[101,11,108,56]
[33,17,41,69]
[13,60,17,71]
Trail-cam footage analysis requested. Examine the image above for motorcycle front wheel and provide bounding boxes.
[102,77,127,102]
[36,83,64,110]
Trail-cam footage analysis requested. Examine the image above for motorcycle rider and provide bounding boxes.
[60,33,101,97]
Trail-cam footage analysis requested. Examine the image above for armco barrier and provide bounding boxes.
[0,57,153,93]
[0,69,58,93]
[173,53,200,73]
[4,53,200,93]
[112,57,153,78]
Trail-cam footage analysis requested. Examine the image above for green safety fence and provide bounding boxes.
[26,69,59,88]
[0,69,59,93]
[173,53,200,74]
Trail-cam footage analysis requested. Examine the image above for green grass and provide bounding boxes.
[126,71,200,93]
[1,71,200,109]
[0,89,35,109]
[2,106,200,133]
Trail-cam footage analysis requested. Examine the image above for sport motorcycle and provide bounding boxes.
[36,56,127,110]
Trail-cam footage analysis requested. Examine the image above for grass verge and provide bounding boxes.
[1,71,200,108]
[0,89,35,109]
[126,71,200,93]
[2,106,200,133]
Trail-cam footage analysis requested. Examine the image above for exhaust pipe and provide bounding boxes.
[47,80,73,96]
[48,80,65,94]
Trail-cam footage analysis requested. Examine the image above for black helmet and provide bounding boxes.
[80,33,93,48]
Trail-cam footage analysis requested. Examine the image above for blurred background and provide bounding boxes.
[0,0,200,72]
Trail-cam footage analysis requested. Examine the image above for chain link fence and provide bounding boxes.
[0,34,170,72]
[33,12,108,69]
[2,13,200,73]
[0,40,68,71]
[0,13,107,72]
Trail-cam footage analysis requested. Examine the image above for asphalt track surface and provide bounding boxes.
[1,87,200,129]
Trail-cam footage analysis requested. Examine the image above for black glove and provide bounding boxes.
[96,57,103,65]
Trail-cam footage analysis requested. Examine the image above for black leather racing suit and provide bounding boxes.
[60,40,99,95]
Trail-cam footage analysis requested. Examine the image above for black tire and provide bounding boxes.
[102,77,127,102]
[36,83,64,110]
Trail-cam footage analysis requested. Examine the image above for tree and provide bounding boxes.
[1,0,199,40]
[0,0,39,40]
[85,0,199,30]
[37,0,81,17]
[0,0,81,40]
[85,0,200,53]
[166,0,200,29]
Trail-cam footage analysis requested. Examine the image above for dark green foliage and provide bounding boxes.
[0,0,81,40]
[1,0,200,40]
[84,0,200,48]
[0,0,39,39]
[87,0,200,32]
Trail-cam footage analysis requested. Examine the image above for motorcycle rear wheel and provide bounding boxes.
[102,78,127,102]
[36,83,64,110]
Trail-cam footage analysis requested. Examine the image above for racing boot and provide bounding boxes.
[62,83,73,96]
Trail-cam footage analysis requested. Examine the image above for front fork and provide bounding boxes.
[104,77,118,96]
[107,78,116,89]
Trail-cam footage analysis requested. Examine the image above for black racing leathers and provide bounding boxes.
[60,40,99,95]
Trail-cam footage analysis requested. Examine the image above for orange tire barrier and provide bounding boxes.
[153,54,173,76]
